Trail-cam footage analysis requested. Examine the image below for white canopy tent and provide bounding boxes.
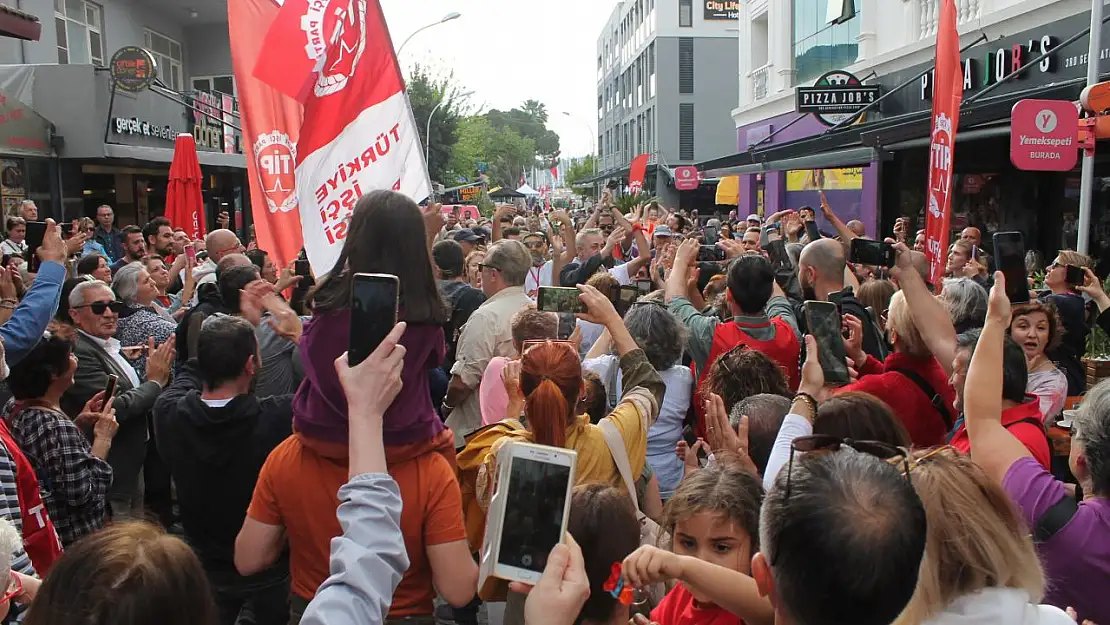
[516,184,540,196]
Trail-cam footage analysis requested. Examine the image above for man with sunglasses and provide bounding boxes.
[62,280,175,521]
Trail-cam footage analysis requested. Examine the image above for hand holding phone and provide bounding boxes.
[184,244,197,266]
[803,301,850,386]
[992,232,1030,303]
[101,374,119,417]
[849,239,895,267]
[538,286,587,314]
[1066,265,1085,287]
[349,273,400,366]
[697,245,726,262]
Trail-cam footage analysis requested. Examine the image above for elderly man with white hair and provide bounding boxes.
[62,279,175,520]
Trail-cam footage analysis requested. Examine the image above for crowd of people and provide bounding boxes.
[0,190,1098,625]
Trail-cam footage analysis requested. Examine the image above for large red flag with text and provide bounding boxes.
[231,0,431,274]
[628,154,649,194]
[924,0,963,285]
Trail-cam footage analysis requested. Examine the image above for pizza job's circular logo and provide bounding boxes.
[301,0,368,97]
[253,131,298,214]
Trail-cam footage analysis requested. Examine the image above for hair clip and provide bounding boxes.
[602,563,635,605]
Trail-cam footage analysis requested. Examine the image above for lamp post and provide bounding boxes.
[397,12,462,56]
[426,90,474,172]
[561,111,597,174]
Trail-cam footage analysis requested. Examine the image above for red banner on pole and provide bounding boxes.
[628,154,649,194]
[924,0,963,285]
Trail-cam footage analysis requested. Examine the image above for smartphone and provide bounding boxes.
[67,258,78,278]
[635,279,653,297]
[1066,264,1085,287]
[992,232,1030,304]
[803,301,851,386]
[348,273,399,366]
[969,245,979,261]
[611,285,639,317]
[184,244,197,265]
[849,239,895,267]
[697,245,726,262]
[556,313,576,340]
[703,225,718,245]
[537,286,586,314]
[294,259,311,278]
[23,221,46,253]
[102,374,119,416]
[804,221,822,241]
[479,441,577,589]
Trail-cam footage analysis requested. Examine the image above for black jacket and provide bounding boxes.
[152,360,292,577]
[439,279,486,372]
[794,287,887,361]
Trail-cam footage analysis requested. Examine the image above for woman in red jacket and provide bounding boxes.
[839,291,956,447]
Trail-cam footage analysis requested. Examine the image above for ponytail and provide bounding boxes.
[525,378,569,448]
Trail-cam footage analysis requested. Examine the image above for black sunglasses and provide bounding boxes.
[74,300,125,315]
[772,435,910,566]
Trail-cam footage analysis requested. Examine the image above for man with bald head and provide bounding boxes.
[795,238,885,359]
[959,226,991,269]
[846,220,867,238]
[193,229,244,289]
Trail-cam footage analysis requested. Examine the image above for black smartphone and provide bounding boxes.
[849,239,896,267]
[697,245,726,262]
[1066,265,1085,287]
[23,220,46,254]
[349,273,399,366]
[294,259,310,278]
[556,313,576,340]
[803,301,851,386]
[703,225,718,245]
[635,279,653,297]
[102,374,119,416]
[969,245,979,261]
[804,221,822,241]
[538,286,586,314]
[610,285,639,317]
[992,232,1029,303]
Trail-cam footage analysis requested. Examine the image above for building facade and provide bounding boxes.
[717,0,1106,263]
[594,0,740,209]
[0,0,245,232]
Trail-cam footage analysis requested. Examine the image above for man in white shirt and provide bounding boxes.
[443,239,534,446]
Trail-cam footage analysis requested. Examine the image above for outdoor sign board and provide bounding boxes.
[1010,99,1079,171]
[109,46,158,93]
[795,70,880,126]
[674,166,700,190]
[704,0,738,20]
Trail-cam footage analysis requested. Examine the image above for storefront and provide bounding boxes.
[702,10,1110,261]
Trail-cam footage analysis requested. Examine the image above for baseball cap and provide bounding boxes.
[452,228,481,243]
[653,225,675,238]
[745,214,762,224]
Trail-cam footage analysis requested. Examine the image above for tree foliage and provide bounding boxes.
[407,64,468,185]
[564,155,597,198]
[449,116,536,189]
[485,101,560,160]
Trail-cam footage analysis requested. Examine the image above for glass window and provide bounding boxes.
[55,0,103,65]
[144,30,184,91]
[793,0,859,84]
[679,0,692,27]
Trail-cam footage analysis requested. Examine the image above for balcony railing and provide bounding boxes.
[918,0,981,40]
[749,63,771,101]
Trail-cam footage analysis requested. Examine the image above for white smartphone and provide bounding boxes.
[479,441,577,589]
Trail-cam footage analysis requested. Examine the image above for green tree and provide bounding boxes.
[564,155,597,198]
[449,116,536,189]
[407,64,468,185]
[485,101,560,161]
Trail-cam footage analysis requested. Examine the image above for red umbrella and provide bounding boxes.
[165,133,207,241]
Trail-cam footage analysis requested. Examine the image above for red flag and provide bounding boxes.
[550,165,558,180]
[628,153,649,194]
[924,0,963,285]
[232,0,431,274]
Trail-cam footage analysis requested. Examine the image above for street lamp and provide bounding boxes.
[426,90,474,172]
[397,12,462,56]
[561,111,597,174]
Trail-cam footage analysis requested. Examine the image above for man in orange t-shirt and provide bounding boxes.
[240,430,467,623]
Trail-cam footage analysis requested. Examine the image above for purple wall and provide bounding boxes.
[733,111,880,237]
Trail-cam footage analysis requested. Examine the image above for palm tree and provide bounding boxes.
[521,99,548,124]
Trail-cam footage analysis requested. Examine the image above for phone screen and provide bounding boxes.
[992,232,1029,303]
[1066,265,1085,286]
[295,259,310,278]
[805,221,822,241]
[538,287,586,314]
[497,455,571,574]
[635,279,653,297]
[184,245,197,265]
[556,313,576,340]
[849,239,895,267]
[611,285,639,317]
[697,245,726,262]
[102,374,119,415]
[804,301,850,386]
[23,221,46,254]
[349,273,399,366]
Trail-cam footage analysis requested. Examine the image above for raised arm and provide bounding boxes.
[965,272,1033,485]
[491,204,514,243]
[891,242,958,376]
[818,191,857,248]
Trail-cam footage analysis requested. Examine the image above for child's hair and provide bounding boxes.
[661,457,765,550]
[578,370,608,422]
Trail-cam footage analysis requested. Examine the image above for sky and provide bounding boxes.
[381,0,620,158]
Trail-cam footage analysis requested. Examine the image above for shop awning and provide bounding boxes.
[104,143,247,169]
[715,176,739,206]
[703,146,888,178]
[0,5,40,42]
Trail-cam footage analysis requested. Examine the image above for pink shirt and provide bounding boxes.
[479,357,512,426]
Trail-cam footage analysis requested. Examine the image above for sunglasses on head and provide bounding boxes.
[75,300,125,315]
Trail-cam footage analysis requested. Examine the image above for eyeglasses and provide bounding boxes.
[73,300,124,315]
[772,435,910,566]
[477,263,499,273]
[0,571,22,605]
[524,240,546,249]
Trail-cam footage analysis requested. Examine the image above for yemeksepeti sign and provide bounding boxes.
[796,70,881,126]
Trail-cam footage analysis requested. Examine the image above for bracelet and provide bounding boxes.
[792,392,818,416]
[0,303,15,310]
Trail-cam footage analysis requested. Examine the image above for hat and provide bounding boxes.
[432,240,465,278]
[745,214,762,224]
[452,228,481,243]
[653,225,675,238]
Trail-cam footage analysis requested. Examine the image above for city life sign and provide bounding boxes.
[1010,99,1079,171]
[109,46,157,93]
[704,0,738,20]
[796,70,880,126]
